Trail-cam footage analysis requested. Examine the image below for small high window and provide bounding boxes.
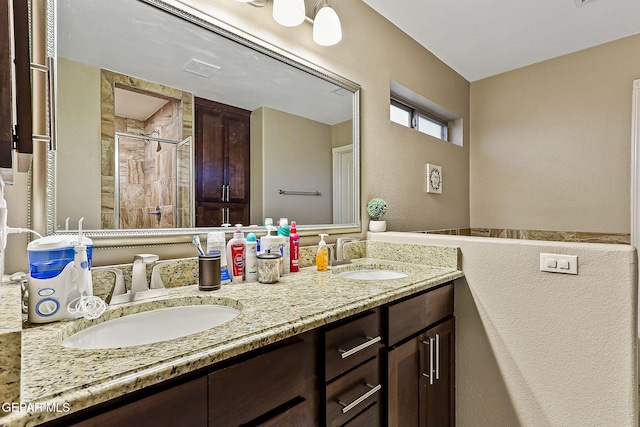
[389,80,463,146]
[390,98,448,141]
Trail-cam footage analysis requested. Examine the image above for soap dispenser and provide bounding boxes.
[316,234,329,272]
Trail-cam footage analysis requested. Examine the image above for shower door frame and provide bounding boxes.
[114,132,191,229]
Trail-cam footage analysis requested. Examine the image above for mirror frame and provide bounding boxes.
[34,0,361,247]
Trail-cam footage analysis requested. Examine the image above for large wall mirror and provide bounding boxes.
[39,0,360,245]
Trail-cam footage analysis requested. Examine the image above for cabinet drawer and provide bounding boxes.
[256,398,314,427]
[387,283,453,347]
[326,358,381,427]
[325,311,381,381]
[209,337,313,426]
[342,402,380,427]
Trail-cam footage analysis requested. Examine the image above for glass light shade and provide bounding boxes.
[235,0,254,2]
[273,0,306,27]
[313,5,342,46]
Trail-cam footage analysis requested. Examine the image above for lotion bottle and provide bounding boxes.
[227,225,246,283]
[245,232,258,282]
[278,218,290,275]
[290,221,300,273]
[316,234,329,272]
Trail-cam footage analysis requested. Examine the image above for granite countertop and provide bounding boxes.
[9,254,463,426]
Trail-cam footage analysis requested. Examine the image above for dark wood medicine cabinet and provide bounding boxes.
[1,0,33,172]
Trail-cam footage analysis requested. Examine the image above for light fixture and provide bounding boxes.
[312,2,342,46]
[236,0,343,46]
[272,0,306,27]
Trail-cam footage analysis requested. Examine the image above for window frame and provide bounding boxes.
[390,96,449,141]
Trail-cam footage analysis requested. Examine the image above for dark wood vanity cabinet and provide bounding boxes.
[41,282,455,427]
[195,97,250,227]
[385,283,455,427]
[209,334,318,426]
[322,310,383,426]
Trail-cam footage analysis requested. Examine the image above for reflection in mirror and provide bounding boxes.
[50,0,360,238]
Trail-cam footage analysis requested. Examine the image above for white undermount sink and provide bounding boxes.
[335,269,408,280]
[61,305,240,350]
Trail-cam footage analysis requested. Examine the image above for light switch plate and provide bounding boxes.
[539,253,578,275]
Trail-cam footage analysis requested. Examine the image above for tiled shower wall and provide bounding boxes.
[100,69,193,229]
[115,100,179,229]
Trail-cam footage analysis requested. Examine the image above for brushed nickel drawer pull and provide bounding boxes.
[338,335,381,359]
[338,383,381,414]
[422,337,435,385]
[435,333,440,380]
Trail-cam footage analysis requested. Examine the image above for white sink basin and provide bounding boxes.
[61,305,240,350]
[336,269,408,280]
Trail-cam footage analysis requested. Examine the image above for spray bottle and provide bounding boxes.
[290,221,300,273]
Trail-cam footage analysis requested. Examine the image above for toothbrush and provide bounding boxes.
[193,235,205,256]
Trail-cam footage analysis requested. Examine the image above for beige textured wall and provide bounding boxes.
[470,34,640,233]
[56,58,102,230]
[258,107,333,224]
[331,119,352,149]
[182,0,471,234]
[371,231,638,426]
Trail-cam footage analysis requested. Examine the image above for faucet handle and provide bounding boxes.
[93,267,126,305]
[150,260,175,290]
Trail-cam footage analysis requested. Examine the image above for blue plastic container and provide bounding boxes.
[27,236,93,280]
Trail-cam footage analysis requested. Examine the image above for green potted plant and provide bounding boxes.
[367,198,387,232]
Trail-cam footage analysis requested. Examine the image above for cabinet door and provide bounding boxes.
[65,377,208,427]
[225,114,250,204]
[196,104,226,204]
[387,337,420,427]
[196,202,248,227]
[209,336,316,426]
[421,318,455,427]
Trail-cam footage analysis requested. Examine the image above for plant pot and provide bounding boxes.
[369,220,387,232]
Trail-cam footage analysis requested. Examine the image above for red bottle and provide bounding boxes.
[290,221,300,272]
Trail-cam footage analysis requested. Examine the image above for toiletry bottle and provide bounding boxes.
[278,218,290,275]
[226,225,246,283]
[316,234,329,272]
[290,221,300,273]
[207,231,231,284]
[260,226,279,255]
[245,233,258,282]
[261,226,284,274]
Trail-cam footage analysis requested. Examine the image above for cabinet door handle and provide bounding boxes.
[435,333,440,380]
[226,184,230,201]
[221,185,226,201]
[422,337,435,385]
[338,335,381,359]
[337,383,381,414]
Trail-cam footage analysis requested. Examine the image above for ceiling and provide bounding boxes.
[362,0,640,82]
[58,0,352,125]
